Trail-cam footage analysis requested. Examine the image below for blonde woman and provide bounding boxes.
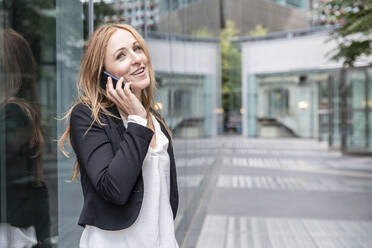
[58,24,179,247]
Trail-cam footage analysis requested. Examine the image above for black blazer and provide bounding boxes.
[69,103,178,230]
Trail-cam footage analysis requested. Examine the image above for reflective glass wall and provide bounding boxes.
[92,0,222,246]
[239,27,371,154]
[342,67,372,153]
[255,73,319,138]
[90,1,221,246]
[0,0,85,247]
[1,0,221,247]
[0,0,58,247]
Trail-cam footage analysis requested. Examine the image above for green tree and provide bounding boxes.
[319,0,372,67]
[220,20,241,132]
[82,0,118,38]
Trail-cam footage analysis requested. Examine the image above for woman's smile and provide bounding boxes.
[131,66,145,76]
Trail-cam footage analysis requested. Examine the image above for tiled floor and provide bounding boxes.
[197,216,372,248]
[175,137,372,248]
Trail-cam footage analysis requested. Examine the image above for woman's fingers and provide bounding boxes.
[107,77,121,104]
[123,81,132,96]
[115,77,127,99]
[106,77,144,117]
[115,77,124,90]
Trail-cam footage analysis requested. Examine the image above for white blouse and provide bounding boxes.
[79,114,179,248]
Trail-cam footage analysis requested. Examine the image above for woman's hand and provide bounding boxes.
[106,77,147,118]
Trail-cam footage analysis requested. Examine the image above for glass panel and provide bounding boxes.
[331,73,341,147]
[368,69,372,151]
[226,42,242,133]
[256,73,326,138]
[0,0,57,246]
[347,111,366,148]
[56,0,85,247]
[345,69,368,151]
[318,79,330,142]
[268,88,289,116]
[156,74,207,137]
[86,0,221,246]
[368,69,372,107]
[347,70,365,109]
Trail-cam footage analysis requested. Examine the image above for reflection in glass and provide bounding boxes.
[347,111,366,148]
[344,69,371,151]
[0,29,51,248]
[156,74,207,137]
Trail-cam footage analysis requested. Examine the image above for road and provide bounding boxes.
[174,137,372,248]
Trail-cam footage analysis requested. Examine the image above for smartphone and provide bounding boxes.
[100,70,124,90]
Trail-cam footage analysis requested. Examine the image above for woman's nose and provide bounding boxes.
[130,51,141,64]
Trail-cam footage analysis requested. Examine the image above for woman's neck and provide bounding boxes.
[133,88,142,102]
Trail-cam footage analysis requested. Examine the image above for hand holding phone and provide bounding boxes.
[104,70,146,118]
[100,70,125,90]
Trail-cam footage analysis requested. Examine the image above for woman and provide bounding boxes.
[58,24,179,247]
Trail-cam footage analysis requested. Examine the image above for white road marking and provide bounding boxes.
[216,175,372,192]
[197,216,372,248]
[228,156,372,179]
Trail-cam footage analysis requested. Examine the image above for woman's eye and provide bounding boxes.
[116,53,125,60]
[134,46,142,52]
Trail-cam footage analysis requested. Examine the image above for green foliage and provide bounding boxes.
[220,20,241,124]
[5,0,56,73]
[248,24,269,37]
[191,27,214,38]
[319,0,372,67]
[82,0,118,38]
[94,1,117,27]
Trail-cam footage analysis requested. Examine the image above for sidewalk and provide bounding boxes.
[174,137,372,248]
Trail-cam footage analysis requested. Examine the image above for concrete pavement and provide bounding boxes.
[174,137,372,248]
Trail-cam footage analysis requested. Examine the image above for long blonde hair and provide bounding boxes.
[58,23,171,180]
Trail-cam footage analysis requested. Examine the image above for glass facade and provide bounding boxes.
[0,0,220,247]
[254,73,320,138]
[342,67,372,153]
[0,0,59,247]
[1,1,371,248]
[247,67,371,152]
[270,0,306,9]
[317,72,342,148]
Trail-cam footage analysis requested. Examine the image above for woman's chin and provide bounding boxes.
[130,78,150,90]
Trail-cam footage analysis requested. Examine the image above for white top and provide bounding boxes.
[79,114,179,248]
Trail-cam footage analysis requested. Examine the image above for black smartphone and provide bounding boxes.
[100,70,124,90]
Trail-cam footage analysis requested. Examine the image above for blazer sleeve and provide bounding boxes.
[69,104,154,205]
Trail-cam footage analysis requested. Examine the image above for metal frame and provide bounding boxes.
[89,0,94,35]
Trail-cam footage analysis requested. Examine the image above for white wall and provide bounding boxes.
[241,31,372,75]
[148,38,219,75]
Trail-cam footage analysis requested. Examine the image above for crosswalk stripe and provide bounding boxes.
[225,217,235,248]
[197,216,372,248]
[239,176,245,188]
[233,176,238,188]
[216,175,372,192]
[196,215,227,248]
[240,217,248,248]
[251,218,262,248]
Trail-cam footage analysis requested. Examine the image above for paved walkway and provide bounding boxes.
[173,137,372,248]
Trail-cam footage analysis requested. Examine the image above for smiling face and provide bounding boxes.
[103,28,150,94]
